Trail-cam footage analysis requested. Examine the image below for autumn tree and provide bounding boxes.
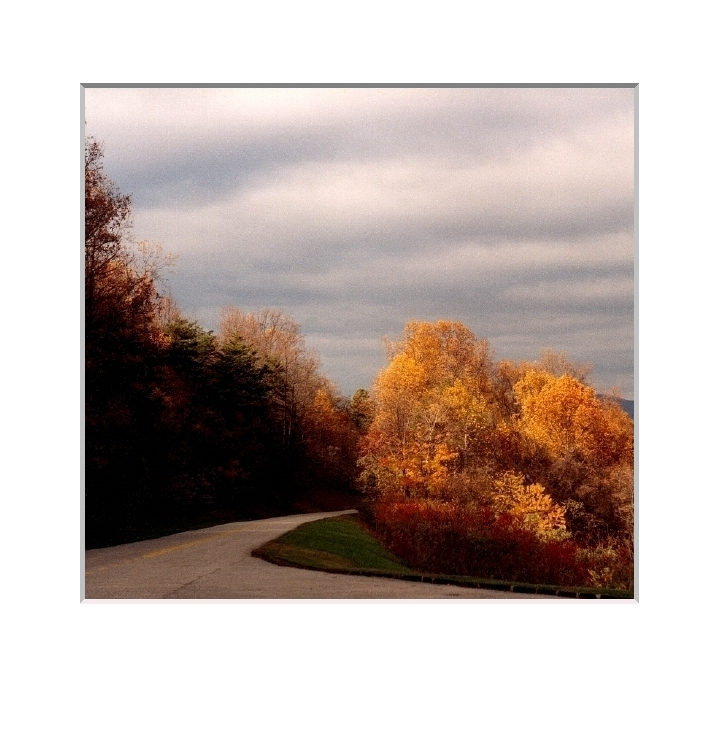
[218,306,361,499]
[85,137,176,540]
[303,387,360,490]
[219,308,323,447]
[489,471,568,540]
[513,371,633,539]
[85,137,171,361]
[359,319,633,588]
[360,321,497,501]
[85,136,132,343]
[360,320,633,543]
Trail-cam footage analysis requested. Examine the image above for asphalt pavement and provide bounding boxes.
[84,510,564,600]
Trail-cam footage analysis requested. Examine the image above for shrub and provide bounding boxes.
[373,498,631,589]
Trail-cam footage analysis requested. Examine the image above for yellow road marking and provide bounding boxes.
[85,523,307,575]
[142,534,227,559]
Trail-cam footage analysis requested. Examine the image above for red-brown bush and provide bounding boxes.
[372,499,632,589]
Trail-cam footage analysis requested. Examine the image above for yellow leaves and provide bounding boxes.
[359,319,632,542]
[307,388,355,444]
[369,353,427,444]
[363,321,498,499]
[385,321,490,387]
[513,368,553,404]
[491,471,568,540]
[375,351,428,403]
[370,321,493,451]
[440,379,492,429]
[390,440,458,497]
[311,388,338,419]
[514,371,632,467]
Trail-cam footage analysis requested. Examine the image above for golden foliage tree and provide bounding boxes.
[490,471,568,540]
[361,321,496,500]
[360,319,634,542]
[515,371,632,483]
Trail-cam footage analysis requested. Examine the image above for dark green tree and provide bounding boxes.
[349,388,375,432]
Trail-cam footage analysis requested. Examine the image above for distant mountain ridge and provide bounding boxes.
[598,395,634,420]
[616,398,634,419]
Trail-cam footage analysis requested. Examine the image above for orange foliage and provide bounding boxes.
[359,320,634,553]
[515,372,632,468]
[490,471,568,540]
[363,321,496,499]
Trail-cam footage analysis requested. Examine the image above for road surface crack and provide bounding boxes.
[162,556,247,598]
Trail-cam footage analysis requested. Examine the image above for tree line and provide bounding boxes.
[85,138,366,547]
[357,321,634,589]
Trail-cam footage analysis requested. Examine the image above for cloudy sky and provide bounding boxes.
[84,86,634,399]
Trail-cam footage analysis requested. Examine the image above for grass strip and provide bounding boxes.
[252,514,634,599]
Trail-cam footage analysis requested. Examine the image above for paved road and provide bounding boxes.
[84,510,563,599]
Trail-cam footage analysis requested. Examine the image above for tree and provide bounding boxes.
[360,320,633,585]
[512,370,634,539]
[304,387,359,489]
[490,471,568,540]
[85,138,171,357]
[164,318,216,378]
[360,320,633,529]
[349,389,375,432]
[85,136,131,337]
[85,137,361,544]
[515,371,632,472]
[360,321,497,500]
[219,307,323,448]
[217,306,363,499]
[85,137,175,540]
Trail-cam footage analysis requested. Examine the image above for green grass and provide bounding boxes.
[253,514,419,576]
[252,514,634,599]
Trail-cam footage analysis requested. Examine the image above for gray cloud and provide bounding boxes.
[85,87,634,398]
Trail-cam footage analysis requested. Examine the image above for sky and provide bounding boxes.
[84,86,634,399]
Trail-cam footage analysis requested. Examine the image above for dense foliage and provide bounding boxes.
[85,139,360,546]
[358,321,634,589]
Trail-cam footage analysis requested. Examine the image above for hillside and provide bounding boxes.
[616,398,634,419]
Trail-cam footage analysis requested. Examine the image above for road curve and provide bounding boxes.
[84,510,562,599]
